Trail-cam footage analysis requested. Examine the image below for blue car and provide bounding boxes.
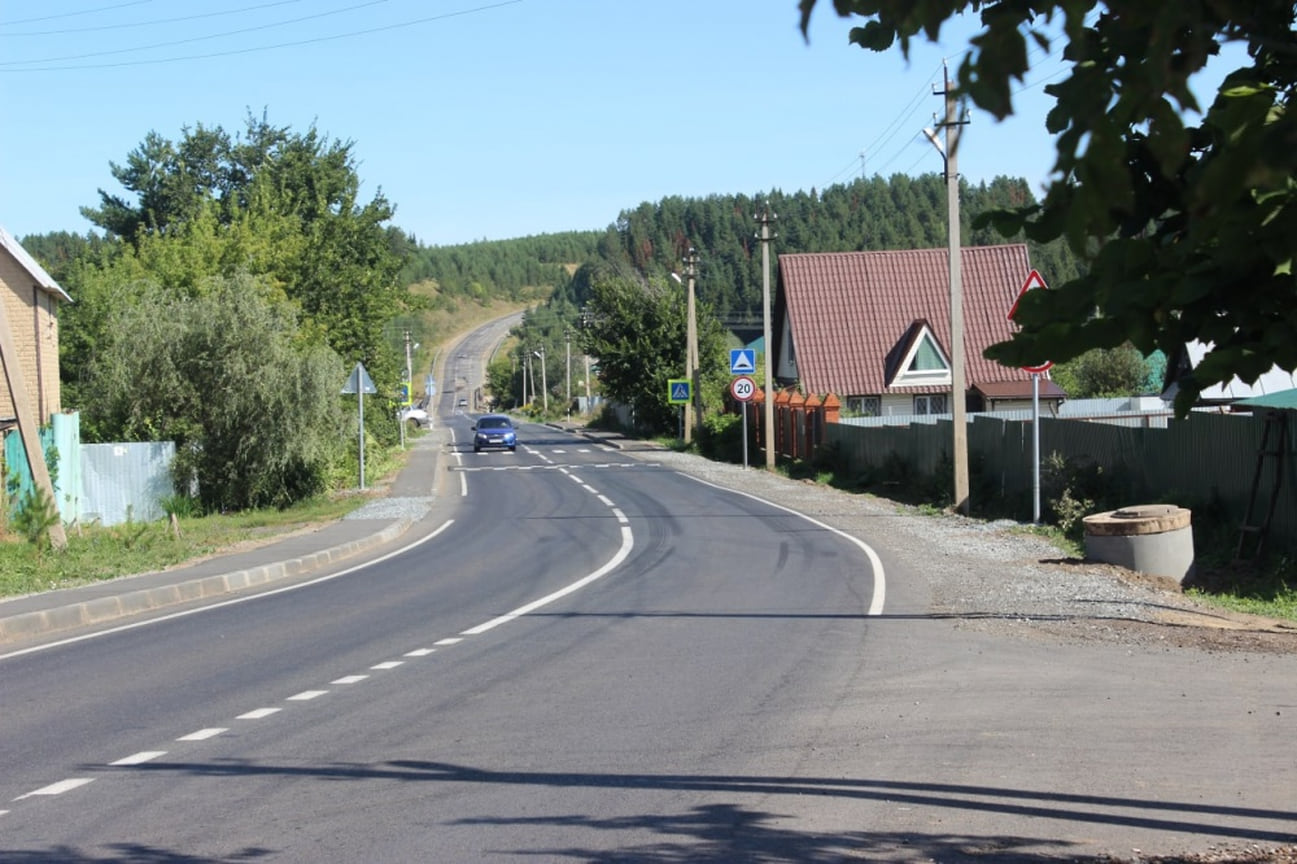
[472,414,517,452]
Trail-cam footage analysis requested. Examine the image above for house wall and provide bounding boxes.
[0,247,60,423]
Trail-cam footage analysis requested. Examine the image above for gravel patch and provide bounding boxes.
[343,496,434,522]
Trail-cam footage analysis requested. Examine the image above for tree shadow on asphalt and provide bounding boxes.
[42,757,1292,863]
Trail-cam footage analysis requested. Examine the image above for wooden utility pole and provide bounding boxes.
[684,247,699,445]
[933,62,970,515]
[756,209,777,470]
[0,301,66,549]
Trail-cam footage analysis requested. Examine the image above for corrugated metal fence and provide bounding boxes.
[4,413,177,527]
[825,410,1297,551]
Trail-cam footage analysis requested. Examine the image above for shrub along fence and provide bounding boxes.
[819,408,1296,554]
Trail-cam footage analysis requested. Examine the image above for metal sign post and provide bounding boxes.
[1032,372,1041,523]
[341,362,378,490]
[731,375,756,469]
[1009,270,1052,525]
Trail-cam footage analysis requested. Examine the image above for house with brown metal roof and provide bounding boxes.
[774,244,1065,417]
[0,225,72,430]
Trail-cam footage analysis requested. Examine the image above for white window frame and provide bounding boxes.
[891,325,952,388]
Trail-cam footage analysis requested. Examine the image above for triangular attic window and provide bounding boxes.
[889,324,952,388]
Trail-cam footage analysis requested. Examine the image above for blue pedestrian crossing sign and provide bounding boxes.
[668,378,692,404]
[730,348,756,374]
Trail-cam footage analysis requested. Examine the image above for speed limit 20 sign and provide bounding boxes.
[730,375,756,402]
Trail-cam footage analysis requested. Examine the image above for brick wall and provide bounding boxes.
[0,248,61,423]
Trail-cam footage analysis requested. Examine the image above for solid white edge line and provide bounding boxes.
[461,524,634,636]
[678,473,886,616]
[0,519,457,660]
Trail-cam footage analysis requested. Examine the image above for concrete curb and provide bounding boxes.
[0,519,412,643]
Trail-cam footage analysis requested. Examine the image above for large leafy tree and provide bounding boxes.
[800,0,1297,414]
[81,113,407,386]
[578,263,727,434]
[87,274,345,511]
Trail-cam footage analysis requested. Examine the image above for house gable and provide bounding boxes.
[885,320,951,389]
[774,244,1044,401]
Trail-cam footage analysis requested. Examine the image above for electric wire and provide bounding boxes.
[0,0,303,37]
[0,0,522,72]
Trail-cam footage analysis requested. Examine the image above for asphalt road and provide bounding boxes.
[1,314,1293,862]
[0,415,893,862]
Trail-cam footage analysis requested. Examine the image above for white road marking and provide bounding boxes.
[287,690,328,701]
[434,637,462,646]
[16,778,93,800]
[110,751,166,766]
[612,508,628,524]
[370,661,403,670]
[404,648,435,657]
[0,519,456,661]
[237,708,281,720]
[332,675,368,684]
[680,473,887,616]
[597,495,614,507]
[461,524,634,637]
[177,728,227,741]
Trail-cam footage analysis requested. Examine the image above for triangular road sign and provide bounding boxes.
[341,362,378,395]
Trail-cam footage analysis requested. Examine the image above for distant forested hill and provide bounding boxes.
[397,230,604,305]
[402,173,1080,319]
[595,173,1080,318]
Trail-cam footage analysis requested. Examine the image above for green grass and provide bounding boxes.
[1187,558,1297,622]
[0,494,367,599]
[0,447,413,600]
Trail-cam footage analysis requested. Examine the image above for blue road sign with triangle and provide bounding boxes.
[730,348,756,374]
[668,379,692,404]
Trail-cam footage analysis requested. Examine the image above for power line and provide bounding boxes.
[0,0,153,29]
[1,0,522,72]
[0,0,392,66]
[0,0,303,37]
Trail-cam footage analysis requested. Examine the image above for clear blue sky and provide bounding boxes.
[1,0,1236,248]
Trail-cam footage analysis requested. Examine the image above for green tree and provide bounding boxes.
[85,274,345,511]
[799,1,1297,415]
[579,264,725,434]
[1049,343,1149,399]
[80,113,408,390]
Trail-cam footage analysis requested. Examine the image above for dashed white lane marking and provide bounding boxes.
[370,661,403,670]
[404,648,435,657]
[331,675,368,684]
[237,708,281,720]
[16,778,93,800]
[287,690,328,701]
[177,728,227,741]
[110,751,166,766]
[596,494,614,507]
[434,637,462,646]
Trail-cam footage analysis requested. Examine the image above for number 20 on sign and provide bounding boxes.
[730,375,756,402]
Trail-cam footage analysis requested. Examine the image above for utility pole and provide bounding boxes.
[756,209,777,470]
[684,247,699,445]
[925,61,971,515]
[534,347,548,414]
[564,329,572,417]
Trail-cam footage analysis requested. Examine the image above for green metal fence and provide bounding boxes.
[825,410,1297,552]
